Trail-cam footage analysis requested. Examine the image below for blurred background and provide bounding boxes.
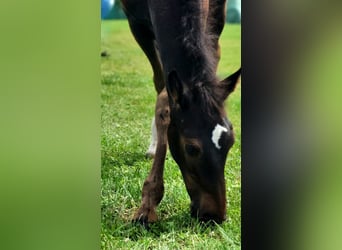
[101,0,241,23]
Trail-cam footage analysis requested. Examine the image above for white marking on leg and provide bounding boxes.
[211,124,228,149]
[146,117,157,156]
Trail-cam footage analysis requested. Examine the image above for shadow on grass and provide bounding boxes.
[103,210,220,241]
[101,74,125,86]
[102,149,148,168]
[101,73,148,88]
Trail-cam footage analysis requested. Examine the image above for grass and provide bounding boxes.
[101,20,241,249]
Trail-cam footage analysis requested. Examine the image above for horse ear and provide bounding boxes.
[217,68,241,101]
[166,70,189,109]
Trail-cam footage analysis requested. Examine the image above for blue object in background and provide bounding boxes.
[101,1,241,23]
[227,0,241,23]
[101,0,115,19]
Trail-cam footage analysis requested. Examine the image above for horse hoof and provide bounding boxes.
[132,214,150,229]
[132,208,158,228]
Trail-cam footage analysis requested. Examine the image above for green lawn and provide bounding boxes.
[101,20,241,249]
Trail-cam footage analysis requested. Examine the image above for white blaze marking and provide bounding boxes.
[211,124,228,149]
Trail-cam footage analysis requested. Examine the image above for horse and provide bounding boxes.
[120,0,241,225]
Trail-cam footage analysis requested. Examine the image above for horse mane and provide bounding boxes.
[180,0,223,116]
[180,0,218,85]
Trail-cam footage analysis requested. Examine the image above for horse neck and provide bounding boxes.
[149,0,215,83]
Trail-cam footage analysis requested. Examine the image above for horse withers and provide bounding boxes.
[120,0,241,225]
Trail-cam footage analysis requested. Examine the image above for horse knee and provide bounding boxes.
[142,178,164,205]
[156,107,170,126]
[155,90,170,129]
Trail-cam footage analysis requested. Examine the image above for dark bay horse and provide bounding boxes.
[121,0,241,224]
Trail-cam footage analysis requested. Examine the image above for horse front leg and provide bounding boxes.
[133,89,170,225]
[145,117,157,158]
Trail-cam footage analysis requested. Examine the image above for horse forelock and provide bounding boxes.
[192,80,223,119]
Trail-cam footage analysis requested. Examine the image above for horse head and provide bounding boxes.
[166,68,241,223]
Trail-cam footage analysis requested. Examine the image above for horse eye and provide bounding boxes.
[185,144,201,157]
